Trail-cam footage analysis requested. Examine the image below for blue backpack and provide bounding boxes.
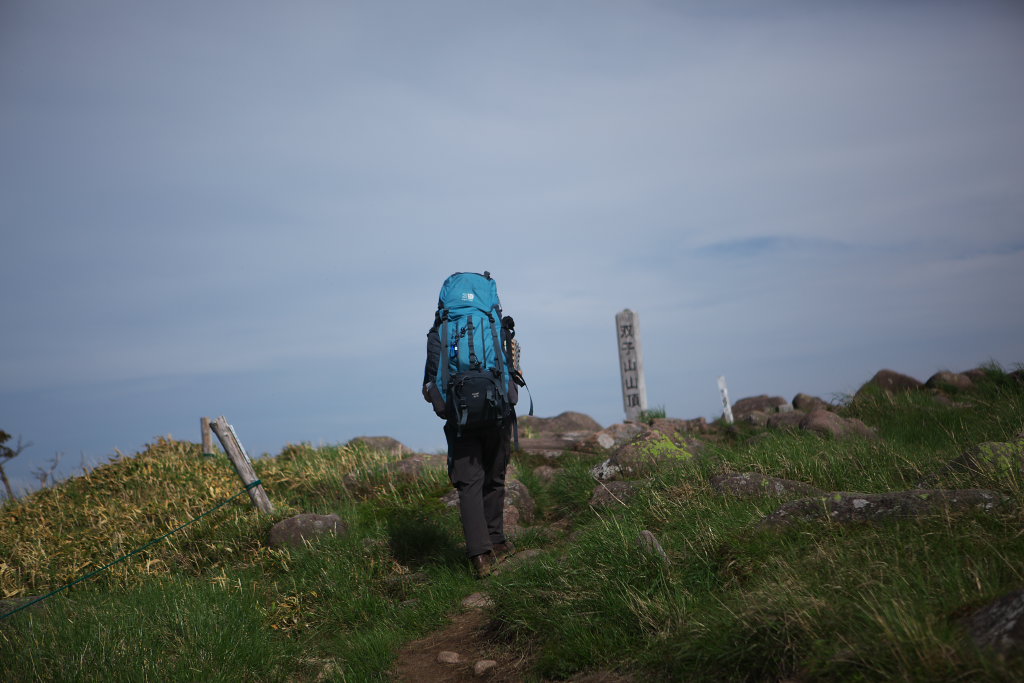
[432,271,530,434]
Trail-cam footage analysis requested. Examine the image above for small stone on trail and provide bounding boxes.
[437,650,462,665]
[474,660,498,677]
[462,592,495,609]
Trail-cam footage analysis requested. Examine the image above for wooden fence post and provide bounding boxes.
[616,309,648,422]
[200,417,214,456]
[209,416,274,514]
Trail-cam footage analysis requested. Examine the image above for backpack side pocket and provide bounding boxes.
[426,381,447,419]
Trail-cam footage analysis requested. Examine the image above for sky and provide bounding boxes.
[2,0,1023,496]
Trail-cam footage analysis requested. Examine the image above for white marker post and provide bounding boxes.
[718,375,734,425]
[616,309,648,422]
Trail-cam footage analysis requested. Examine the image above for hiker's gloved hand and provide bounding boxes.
[502,315,515,329]
[422,383,432,402]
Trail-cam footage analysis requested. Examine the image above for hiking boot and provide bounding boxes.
[470,551,496,578]
[491,540,516,564]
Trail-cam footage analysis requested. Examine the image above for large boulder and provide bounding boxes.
[792,393,831,412]
[710,472,824,499]
[925,371,974,391]
[855,369,923,399]
[761,489,1004,527]
[963,588,1024,657]
[766,412,806,430]
[268,513,348,549]
[732,395,791,420]
[517,412,602,457]
[799,409,876,439]
[518,411,602,436]
[346,436,413,455]
[962,367,990,383]
[649,417,709,436]
[590,432,702,481]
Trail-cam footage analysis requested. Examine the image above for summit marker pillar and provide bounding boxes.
[616,309,648,422]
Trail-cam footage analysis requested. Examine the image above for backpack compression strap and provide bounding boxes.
[467,317,479,370]
[439,310,451,392]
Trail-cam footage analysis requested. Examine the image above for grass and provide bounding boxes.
[638,405,667,425]
[1,368,1023,680]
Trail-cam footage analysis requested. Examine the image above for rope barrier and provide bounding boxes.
[0,479,264,622]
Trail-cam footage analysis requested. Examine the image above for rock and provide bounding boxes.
[474,659,498,676]
[962,367,989,382]
[732,395,790,420]
[590,459,621,482]
[345,436,412,455]
[608,432,702,478]
[503,504,521,532]
[799,409,876,439]
[268,513,347,549]
[741,411,770,428]
[766,411,806,429]
[855,369,923,398]
[710,472,824,498]
[649,417,709,436]
[939,441,1024,478]
[761,489,1005,527]
[518,411,602,435]
[743,411,772,427]
[637,530,669,566]
[437,651,462,665]
[590,480,639,507]
[462,592,495,609]
[963,588,1024,657]
[793,393,831,412]
[926,371,974,391]
[516,438,573,458]
[517,412,603,456]
[532,465,561,483]
[504,480,535,523]
[384,453,447,478]
[577,422,648,452]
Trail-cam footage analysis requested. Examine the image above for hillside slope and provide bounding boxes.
[1,365,1022,681]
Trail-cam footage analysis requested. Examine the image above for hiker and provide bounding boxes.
[422,271,529,578]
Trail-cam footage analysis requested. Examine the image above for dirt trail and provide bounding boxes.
[392,602,529,682]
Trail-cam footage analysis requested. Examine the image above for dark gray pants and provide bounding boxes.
[445,423,511,558]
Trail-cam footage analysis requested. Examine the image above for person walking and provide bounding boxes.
[422,271,526,578]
